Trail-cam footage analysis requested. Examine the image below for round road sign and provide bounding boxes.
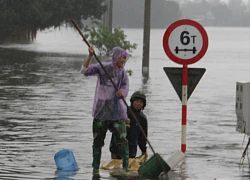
[163,19,208,65]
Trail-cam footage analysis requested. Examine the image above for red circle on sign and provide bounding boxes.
[163,19,208,65]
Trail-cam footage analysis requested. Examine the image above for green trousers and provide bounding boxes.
[92,119,129,172]
[118,143,129,171]
[92,146,101,173]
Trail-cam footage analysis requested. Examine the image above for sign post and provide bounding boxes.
[163,19,208,153]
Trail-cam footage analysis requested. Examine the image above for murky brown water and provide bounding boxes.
[0,27,250,180]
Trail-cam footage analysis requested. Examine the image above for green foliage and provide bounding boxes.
[87,24,137,56]
[126,69,133,76]
[0,0,106,43]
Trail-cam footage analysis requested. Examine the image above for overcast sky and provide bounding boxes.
[185,0,249,4]
[220,0,248,3]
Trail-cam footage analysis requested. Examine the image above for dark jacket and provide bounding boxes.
[109,106,148,158]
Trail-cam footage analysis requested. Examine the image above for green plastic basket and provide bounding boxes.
[138,153,170,178]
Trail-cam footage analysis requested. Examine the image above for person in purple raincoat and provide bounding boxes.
[80,46,130,177]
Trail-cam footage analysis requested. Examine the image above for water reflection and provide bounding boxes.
[0,47,85,180]
[0,48,40,86]
[1,27,250,179]
[55,169,78,180]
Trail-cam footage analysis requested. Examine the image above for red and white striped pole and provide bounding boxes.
[181,65,188,153]
[163,19,208,153]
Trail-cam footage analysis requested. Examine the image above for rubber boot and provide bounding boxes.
[92,146,102,177]
[118,143,129,172]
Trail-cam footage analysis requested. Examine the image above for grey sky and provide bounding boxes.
[221,0,248,3]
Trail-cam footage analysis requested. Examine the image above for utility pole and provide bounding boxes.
[142,0,151,78]
[108,0,113,30]
[103,0,113,30]
[103,0,108,26]
[103,0,113,53]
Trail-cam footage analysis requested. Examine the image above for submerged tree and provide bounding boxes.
[0,0,106,43]
[87,24,137,56]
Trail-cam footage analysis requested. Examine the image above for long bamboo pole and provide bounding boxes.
[71,20,168,175]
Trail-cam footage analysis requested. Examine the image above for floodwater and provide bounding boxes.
[0,26,250,180]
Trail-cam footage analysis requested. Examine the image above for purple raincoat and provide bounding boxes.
[82,47,129,121]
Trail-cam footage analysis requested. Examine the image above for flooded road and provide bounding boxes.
[0,27,250,180]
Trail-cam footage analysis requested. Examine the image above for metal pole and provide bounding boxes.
[142,0,151,78]
[181,65,188,153]
[102,0,108,26]
[108,0,113,30]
